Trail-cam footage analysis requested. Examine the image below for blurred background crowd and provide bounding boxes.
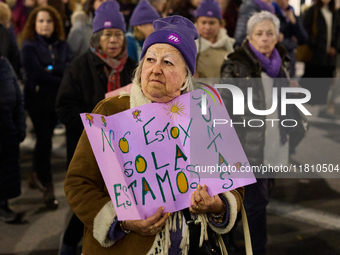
[0,0,340,254]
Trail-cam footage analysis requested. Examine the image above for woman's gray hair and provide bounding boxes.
[132,57,194,94]
[90,30,127,51]
[89,30,103,49]
[247,11,280,39]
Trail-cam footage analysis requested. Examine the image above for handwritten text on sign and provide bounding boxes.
[81,88,256,220]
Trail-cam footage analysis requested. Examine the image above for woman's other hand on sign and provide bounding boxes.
[190,185,224,214]
[124,206,170,236]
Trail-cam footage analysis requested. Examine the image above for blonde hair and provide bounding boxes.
[0,2,11,26]
[132,57,193,94]
[133,26,146,41]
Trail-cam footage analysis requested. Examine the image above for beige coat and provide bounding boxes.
[195,28,235,78]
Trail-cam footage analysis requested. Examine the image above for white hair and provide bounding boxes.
[247,11,280,39]
[132,57,194,94]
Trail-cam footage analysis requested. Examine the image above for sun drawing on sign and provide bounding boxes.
[164,99,186,119]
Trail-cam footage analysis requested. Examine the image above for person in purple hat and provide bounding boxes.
[194,0,235,78]
[56,1,137,254]
[126,0,160,62]
[64,15,244,255]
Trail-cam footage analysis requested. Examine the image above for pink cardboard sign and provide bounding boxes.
[81,88,256,220]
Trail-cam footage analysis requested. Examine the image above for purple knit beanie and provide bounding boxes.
[196,0,222,19]
[130,0,160,26]
[140,15,199,75]
[92,1,126,33]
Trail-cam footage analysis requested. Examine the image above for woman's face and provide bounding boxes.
[196,16,220,43]
[93,0,108,11]
[35,11,54,38]
[99,28,124,58]
[141,44,188,103]
[249,20,278,58]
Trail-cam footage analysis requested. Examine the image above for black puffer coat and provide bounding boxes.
[220,40,293,166]
[0,57,26,200]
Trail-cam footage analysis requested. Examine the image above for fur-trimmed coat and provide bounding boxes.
[64,82,244,255]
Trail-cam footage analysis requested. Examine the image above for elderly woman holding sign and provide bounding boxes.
[65,16,244,255]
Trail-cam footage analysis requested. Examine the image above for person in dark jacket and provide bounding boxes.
[273,0,308,77]
[0,2,21,79]
[0,55,26,223]
[220,11,295,255]
[55,2,136,254]
[21,5,72,210]
[301,0,340,107]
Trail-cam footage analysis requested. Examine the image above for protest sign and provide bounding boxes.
[81,87,256,220]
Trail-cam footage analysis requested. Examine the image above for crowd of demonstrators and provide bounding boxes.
[64,14,244,255]
[194,0,234,78]
[55,1,136,253]
[126,0,160,63]
[221,11,294,255]
[0,53,26,223]
[21,5,72,209]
